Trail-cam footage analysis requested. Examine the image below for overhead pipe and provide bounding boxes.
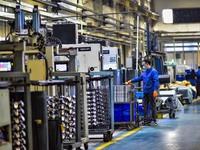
[135,14,139,77]
[146,21,150,56]
[161,32,200,37]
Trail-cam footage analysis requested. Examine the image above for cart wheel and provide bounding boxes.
[103,133,113,142]
[172,113,175,118]
[131,124,135,129]
[135,122,139,128]
[126,125,132,131]
[84,142,89,150]
[103,134,110,142]
[109,133,113,141]
[169,110,172,119]
[186,99,191,104]
[169,113,172,119]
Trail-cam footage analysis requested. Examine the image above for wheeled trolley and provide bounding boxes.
[157,90,179,119]
[32,72,89,150]
[114,85,139,130]
[0,72,33,150]
[86,71,114,142]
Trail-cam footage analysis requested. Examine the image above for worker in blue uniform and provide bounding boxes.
[196,66,200,98]
[125,59,159,126]
[190,69,196,80]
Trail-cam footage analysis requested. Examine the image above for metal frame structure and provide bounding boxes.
[87,71,114,142]
[0,72,33,150]
[50,72,89,150]
[0,0,158,45]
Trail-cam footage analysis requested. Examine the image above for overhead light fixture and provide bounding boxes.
[162,9,173,24]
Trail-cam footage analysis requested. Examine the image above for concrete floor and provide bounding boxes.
[91,100,200,150]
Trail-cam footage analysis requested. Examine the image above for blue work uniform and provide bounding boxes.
[196,69,200,97]
[131,67,159,94]
[131,67,159,123]
[197,70,200,83]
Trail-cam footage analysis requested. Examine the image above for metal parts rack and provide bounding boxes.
[48,72,89,150]
[0,72,33,150]
[0,81,12,150]
[86,71,114,142]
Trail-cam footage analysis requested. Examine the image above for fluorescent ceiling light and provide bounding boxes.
[162,9,173,23]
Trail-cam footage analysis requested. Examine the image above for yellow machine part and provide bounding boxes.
[157,113,164,119]
[27,60,46,91]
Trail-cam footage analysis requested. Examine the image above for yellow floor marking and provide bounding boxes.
[95,127,142,150]
[192,98,200,103]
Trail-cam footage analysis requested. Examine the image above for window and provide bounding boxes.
[176,53,181,59]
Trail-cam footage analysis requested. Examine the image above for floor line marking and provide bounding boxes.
[95,127,142,150]
[192,98,200,103]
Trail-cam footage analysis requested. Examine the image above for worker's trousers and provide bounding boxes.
[143,93,157,122]
[196,82,200,97]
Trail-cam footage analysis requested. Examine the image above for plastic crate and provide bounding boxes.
[114,104,131,122]
[123,110,130,121]
[136,92,143,99]
[176,75,185,81]
[123,104,130,110]
[114,113,123,122]
[185,70,191,74]
[114,104,123,122]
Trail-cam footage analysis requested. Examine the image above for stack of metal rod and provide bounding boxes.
[11,100,26,150]
[86,83,110,127]
[47,96,76,140]
[114,85,131,102]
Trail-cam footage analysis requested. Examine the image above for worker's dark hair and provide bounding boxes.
[198,66,200,69]
[143,59,151,65]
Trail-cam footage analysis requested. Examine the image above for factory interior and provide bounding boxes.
[1,0,200,150]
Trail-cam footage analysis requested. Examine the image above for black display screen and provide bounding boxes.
[53,24,77,44]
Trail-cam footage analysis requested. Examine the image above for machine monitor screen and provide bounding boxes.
[55,63,68,72]
[0,61,12,71]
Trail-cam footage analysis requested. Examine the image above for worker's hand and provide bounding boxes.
[153,90,158,99]
[125,80,132,85]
